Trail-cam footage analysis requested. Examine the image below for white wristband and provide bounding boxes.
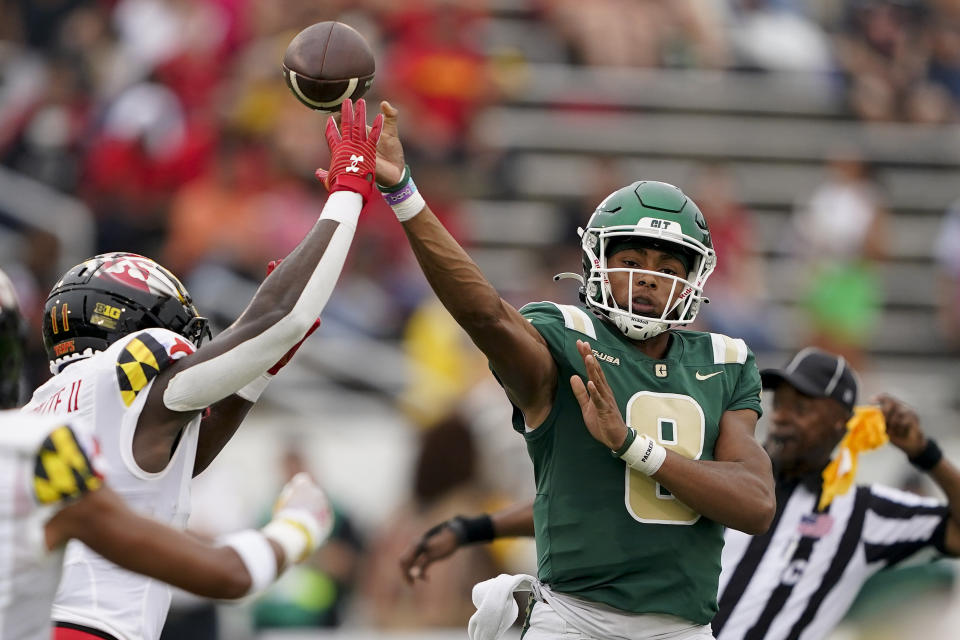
[391,190,426,222]
[379,166,426,222]
[621,433,667,476]
[219,530,278,596]
[235,372,273,402]
[263,513,315,565]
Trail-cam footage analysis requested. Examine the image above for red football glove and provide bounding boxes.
[314,98,383,203]
[265,259,321,375]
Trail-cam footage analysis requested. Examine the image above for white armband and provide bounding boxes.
[163,191,362,411]
[219,530,278,597]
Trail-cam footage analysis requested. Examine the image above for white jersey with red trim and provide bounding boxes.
[0,411,102,640]
[23,328,201,640]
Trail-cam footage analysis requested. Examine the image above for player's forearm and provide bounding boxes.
[94,529,257,599]
[59,488,280,599]
[399,202,558,410]
[162,192,361,411]
[222,196,355,338]
[193,394,254,477]
[401,204,510,341]
[655,455,775,534]
[237,193,361,327]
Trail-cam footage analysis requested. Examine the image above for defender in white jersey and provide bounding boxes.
[0,412,101,640]
[23,99,384,640]
[0,410,333,640]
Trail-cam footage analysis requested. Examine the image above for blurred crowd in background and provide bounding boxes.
[3,0,960,637]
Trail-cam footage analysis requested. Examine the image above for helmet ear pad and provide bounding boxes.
[43,253,210,369]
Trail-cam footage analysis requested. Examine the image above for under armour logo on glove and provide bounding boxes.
[314,99,383,203]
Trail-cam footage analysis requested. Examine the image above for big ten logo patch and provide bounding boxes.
[94,303,122,319]
[92,302,123,330]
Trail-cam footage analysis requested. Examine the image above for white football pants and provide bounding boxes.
[521,599,716,640]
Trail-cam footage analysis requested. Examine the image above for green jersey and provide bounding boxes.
[511,302,763,624]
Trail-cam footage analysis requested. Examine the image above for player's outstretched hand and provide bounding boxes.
[876,393,926,459]
[570,339,630,451]
[314,98,383,203]
[399,521,460,585]
[267,472,334,566]
[374,101,406,188]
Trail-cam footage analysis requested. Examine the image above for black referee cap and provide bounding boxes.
[761,348,858,413]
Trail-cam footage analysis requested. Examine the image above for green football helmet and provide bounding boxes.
[575,180,716,341]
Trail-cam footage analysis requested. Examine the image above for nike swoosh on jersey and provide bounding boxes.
[695,371,723,381]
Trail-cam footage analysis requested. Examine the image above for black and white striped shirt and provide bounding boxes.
[713,476,949,640]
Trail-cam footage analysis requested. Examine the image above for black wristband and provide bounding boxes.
[611,428,638,458]
[909,438,943,471]
[446,514,495,545]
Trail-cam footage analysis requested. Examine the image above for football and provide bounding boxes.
[282,22,376,113]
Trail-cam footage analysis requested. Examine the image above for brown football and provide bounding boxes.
[282,22,375,113]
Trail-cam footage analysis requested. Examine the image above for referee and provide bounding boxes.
[713,348,960,640]
[399,347,960,640]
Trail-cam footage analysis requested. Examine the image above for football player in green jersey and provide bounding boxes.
[401,350,960,640]
[373,101,775,639]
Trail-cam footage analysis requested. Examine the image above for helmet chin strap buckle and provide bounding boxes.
[184,316,213,347]
[553,272,585,285]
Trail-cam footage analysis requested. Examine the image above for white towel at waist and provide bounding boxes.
[468,573,540,640]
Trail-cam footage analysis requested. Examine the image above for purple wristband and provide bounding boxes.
[383,181,419,206]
